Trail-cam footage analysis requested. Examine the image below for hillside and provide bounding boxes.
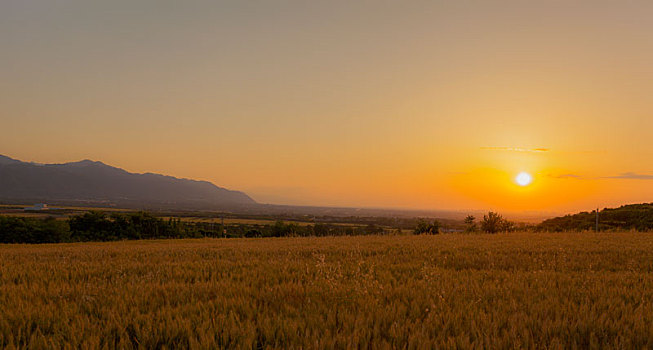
[538,203,653,232]
[0,155,255,209]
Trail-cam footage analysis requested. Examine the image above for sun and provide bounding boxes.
[515,172,533,186]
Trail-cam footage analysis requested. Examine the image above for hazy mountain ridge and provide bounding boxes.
[0,155,255,208]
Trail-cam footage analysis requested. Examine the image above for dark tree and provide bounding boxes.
[464,215,477,233]
[413,219,441,234]
[481,212,512,234]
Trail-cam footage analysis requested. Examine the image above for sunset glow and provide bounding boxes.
[2,1,653,215]
[3,2,653,348]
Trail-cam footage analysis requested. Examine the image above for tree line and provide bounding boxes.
[7,204,646,244]
[414,211,517,234]
[0,210,524,244]
[0,211,390,244]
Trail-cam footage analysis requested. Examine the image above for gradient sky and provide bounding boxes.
[2,0,652,213]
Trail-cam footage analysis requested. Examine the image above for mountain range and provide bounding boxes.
[0,154,255,209]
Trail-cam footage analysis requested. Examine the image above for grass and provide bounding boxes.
[159,216,366,227]
[159,217,316,226]
[1,232,653,348]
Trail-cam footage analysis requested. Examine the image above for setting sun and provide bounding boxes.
[516,172,533,187]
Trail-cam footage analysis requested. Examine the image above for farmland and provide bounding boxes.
[1,233,653,348]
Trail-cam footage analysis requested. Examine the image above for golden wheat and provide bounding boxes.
[1,233,653,348]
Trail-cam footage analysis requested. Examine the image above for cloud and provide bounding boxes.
[549,173,582,179]
[546,172,653,180]
[480,147,549,153]
[605,172,653,180]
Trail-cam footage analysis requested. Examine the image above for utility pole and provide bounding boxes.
[596,207,599,232]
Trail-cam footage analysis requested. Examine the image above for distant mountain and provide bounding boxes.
[0,155,256,209]
[537,203,653,232]
[0,155,21,165]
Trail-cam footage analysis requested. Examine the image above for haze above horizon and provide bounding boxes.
[2,1,652,213]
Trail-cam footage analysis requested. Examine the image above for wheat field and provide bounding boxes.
[1,233,653,348]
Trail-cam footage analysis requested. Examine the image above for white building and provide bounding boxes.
[24,203,49,211]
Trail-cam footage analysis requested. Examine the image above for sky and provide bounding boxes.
[2,0,652,214]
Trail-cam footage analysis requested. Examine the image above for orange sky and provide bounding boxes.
[2,1,652,214]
